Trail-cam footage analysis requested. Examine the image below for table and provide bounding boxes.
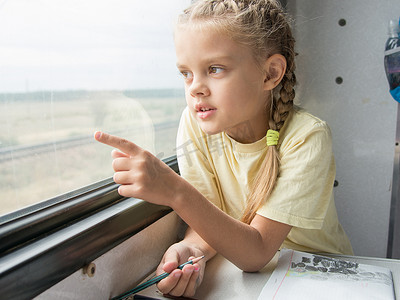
[137,252,400,299]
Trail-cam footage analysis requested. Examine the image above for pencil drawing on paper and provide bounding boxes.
[288,254,393,286]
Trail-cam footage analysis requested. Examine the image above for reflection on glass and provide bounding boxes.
[0,0,189,216]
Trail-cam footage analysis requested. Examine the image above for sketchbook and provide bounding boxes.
[258,249,395,300]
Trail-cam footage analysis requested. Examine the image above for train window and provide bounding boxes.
[0,0,189,217]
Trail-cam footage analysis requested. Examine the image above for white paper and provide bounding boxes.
[258,249,395,300]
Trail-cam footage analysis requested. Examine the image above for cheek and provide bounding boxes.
[184,88,193,105]
[219,80,256,106]
[215,79,245,99]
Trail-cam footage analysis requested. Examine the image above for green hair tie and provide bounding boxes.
[266,129,279,146]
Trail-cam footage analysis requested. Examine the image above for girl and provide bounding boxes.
[95,0,353,297]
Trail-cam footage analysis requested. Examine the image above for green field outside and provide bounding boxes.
[0,90,186,216]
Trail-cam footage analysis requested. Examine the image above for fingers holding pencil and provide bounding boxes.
[111,256,205,300]
[165,265,198,297]
[157,254,205,298]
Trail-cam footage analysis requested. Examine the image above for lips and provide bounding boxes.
[195,104,216,119]
[195,103,215,112]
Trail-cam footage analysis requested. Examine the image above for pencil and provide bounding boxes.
[111,255,205,300]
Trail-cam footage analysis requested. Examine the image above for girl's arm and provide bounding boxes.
[95,132,291,271]
[173,179,292,271]
[181,227,218,261]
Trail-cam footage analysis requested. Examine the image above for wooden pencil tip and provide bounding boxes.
[192,255,205,264]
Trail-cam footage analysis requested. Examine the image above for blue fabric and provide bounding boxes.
[390,86,400,102]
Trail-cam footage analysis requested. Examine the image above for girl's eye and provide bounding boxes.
[209,66,224,74]
[180,71,193,80]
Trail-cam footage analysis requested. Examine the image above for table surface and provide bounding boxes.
[137,252,400,299]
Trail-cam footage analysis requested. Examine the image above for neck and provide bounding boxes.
[225,120,269,144]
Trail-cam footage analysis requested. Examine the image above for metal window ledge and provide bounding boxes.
[0,156,178,299]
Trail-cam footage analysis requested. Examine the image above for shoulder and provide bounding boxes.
[178,107,204,136]
[279,107,332,154]
[177,107,216,159]
[281,107,331,141]
[178,107,204,142]
[179,106,193,128]
[286,106,330,132]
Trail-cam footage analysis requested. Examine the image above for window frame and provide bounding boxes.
[0,155,178,299]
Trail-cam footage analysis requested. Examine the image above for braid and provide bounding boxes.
[245,1,297,224]
[178,0,297,224]
[268,3,296,132]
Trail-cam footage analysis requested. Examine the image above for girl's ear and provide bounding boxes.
[263,54,287,90]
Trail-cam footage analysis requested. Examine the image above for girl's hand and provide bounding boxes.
[156,242,206,298]
[94,131,183,207]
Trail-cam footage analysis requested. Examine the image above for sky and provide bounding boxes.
[0,0,190,92]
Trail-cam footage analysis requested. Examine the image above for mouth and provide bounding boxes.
[199,107,214,112]
[195,104,216,112]
[195,104,216,119]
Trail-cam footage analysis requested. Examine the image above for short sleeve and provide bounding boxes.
[257,121,336,229]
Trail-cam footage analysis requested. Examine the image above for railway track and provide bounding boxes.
[0,121,178,162]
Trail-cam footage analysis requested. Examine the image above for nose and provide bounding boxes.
[189,75,210,98]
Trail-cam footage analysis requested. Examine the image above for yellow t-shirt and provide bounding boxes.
[176,106,353,255]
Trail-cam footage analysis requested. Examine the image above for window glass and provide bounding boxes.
[0,0,189,216]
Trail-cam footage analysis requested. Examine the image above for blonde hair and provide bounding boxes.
[178,0,297,224]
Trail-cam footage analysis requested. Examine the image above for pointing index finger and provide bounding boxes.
[94,131,139,156]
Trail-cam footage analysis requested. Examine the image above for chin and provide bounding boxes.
[199,125,222,136]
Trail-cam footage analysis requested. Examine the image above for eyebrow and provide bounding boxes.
[176,56,236,69]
